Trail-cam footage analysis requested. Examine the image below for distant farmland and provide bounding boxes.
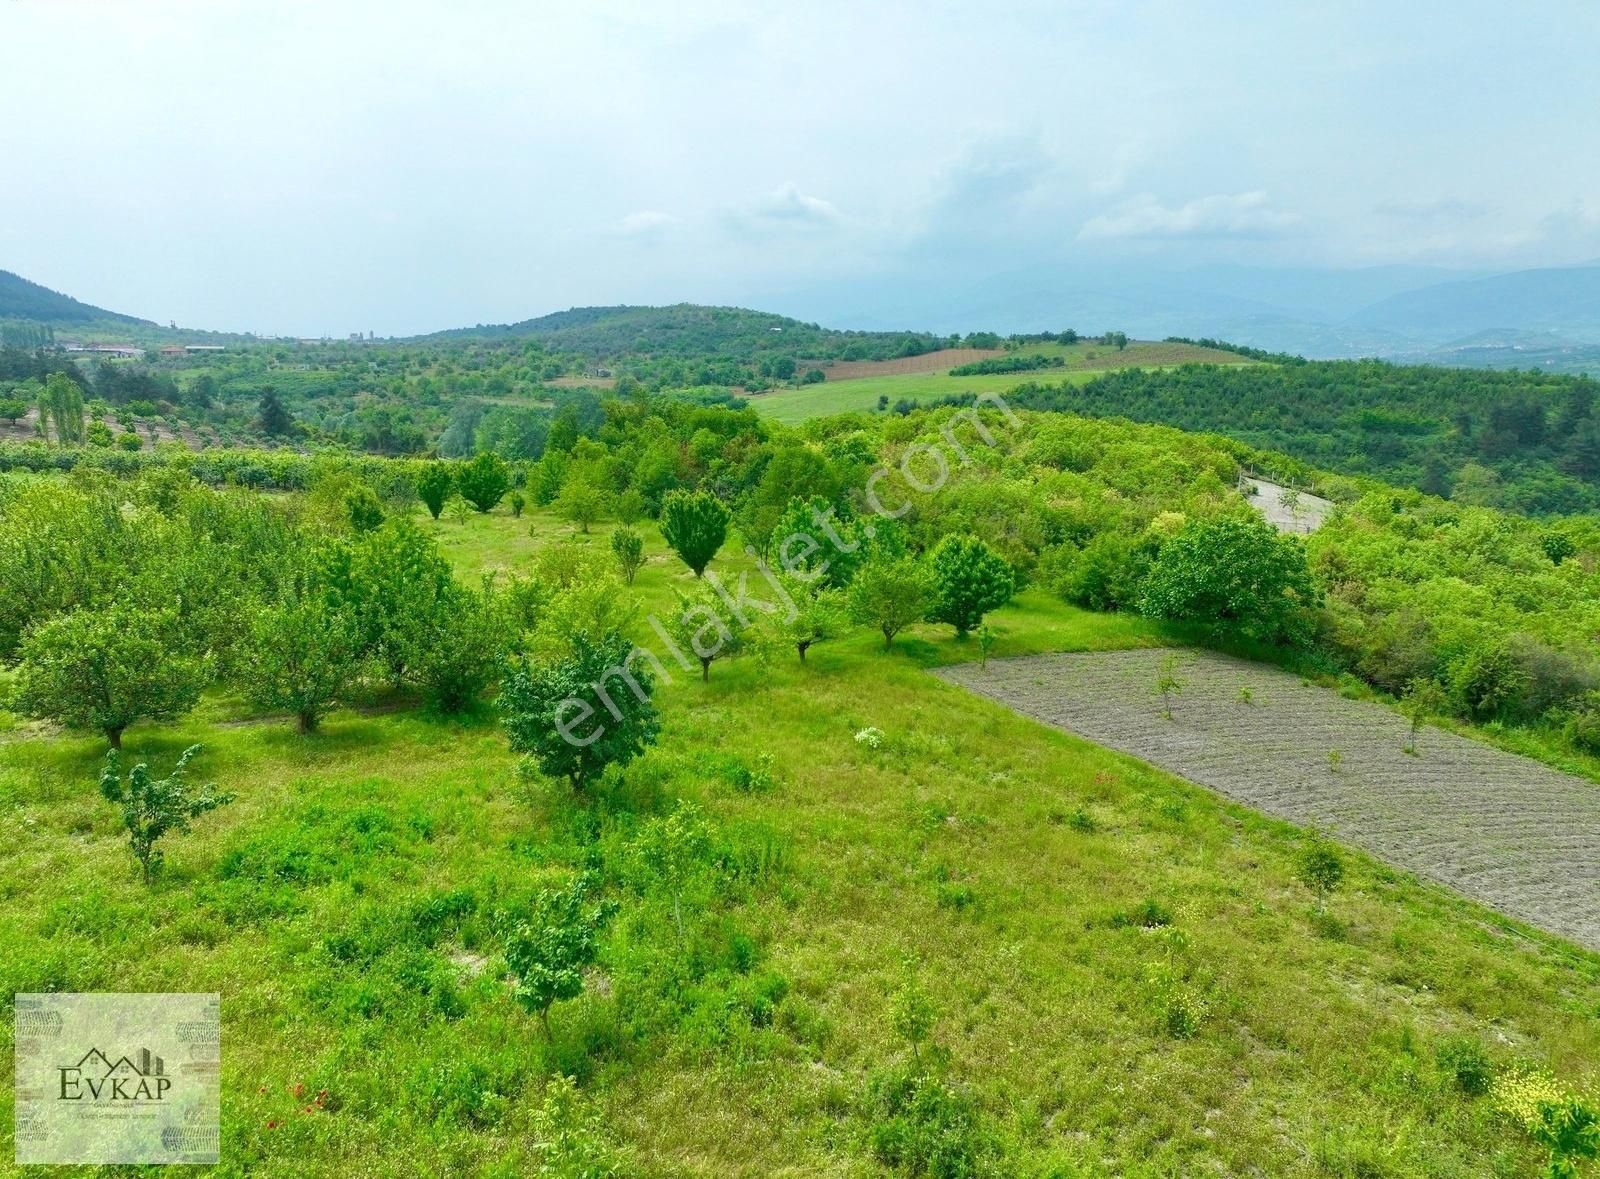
[744,339,1256,423]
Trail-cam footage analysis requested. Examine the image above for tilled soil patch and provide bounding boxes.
[936,648,1600,950]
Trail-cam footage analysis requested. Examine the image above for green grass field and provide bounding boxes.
[2,508,1596,1176]
[744,341,1255,424]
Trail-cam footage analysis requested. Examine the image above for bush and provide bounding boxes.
[866,1069,995,1179]
[1436,1035,1493,1096]
[416,463,453,519]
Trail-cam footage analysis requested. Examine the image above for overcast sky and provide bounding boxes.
[3,0,1598,335]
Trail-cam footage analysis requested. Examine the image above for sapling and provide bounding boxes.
[1154,655,1183,719]
[99,745,235,882]
[977,624,996,670]
[1327,748,1344,774]
[610,526,644,585]
[1402,677,1449,755]
[890,970,937,1066]
[1296,831,1345,914]
[503,876,610,1039]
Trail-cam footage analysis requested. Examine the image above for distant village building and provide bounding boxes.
[61,343,144,357]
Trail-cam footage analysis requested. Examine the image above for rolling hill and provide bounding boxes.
[0,269,151,327]
[418,302,947,360]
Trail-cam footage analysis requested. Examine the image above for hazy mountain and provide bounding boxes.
[1343,264,1600,344]
[0,269,151,326]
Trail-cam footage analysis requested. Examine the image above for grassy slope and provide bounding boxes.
[2,509,1596,1177]
[744,342,1255,424]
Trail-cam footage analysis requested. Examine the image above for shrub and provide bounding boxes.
[509,490,525,518]
[866,1069,995,1179]
[99,745,235,882]
[610,527,644,586]
[1436,1035,1493,1096]
[1296,832,1345,913]
[343,483,386,533]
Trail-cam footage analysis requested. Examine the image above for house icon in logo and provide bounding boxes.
[58,1047,171,1102]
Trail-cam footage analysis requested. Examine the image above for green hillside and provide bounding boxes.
[0,269,150,326]
[420,302,951,361]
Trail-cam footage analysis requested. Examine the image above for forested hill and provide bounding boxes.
[1012,360,1600,515]
[0,270,150,326]
[418,303,949,361]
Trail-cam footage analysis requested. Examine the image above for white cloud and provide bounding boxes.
[617,210,679,236]
[733,183,840,229]
[1079,191,1300,241]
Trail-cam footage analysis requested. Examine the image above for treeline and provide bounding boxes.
[1008,360,1600,515]
[948,354,1066,376]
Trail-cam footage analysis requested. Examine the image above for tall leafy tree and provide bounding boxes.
[456,451,510,513]
[1140,513,1319,645]
[659,489,729,577]
[17,606,208,748]
[257,387,295,436]
[925,534,1015,638]
[498,629,661,789]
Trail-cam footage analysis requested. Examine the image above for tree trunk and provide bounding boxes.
[106,727,124,750]
[298,710,317,735]
[700,659,710,683]
[882,627,894,650]
[797,642,808,663]
[539,1007,552,1040]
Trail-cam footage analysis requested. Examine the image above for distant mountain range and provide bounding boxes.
[5,262,1599,371]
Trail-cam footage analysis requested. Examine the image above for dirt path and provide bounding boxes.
[936,648,1600,950]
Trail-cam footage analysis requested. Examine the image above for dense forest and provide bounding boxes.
[1011,360,1600,514]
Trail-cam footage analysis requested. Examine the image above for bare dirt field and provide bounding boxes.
[936,648,1600,950]
[1244,475,1333,534]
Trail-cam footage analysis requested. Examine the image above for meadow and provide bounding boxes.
[741,340,1253,424]
[3,503,1598,1176]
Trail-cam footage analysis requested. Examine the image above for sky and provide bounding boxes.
[3,0,1598,336]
